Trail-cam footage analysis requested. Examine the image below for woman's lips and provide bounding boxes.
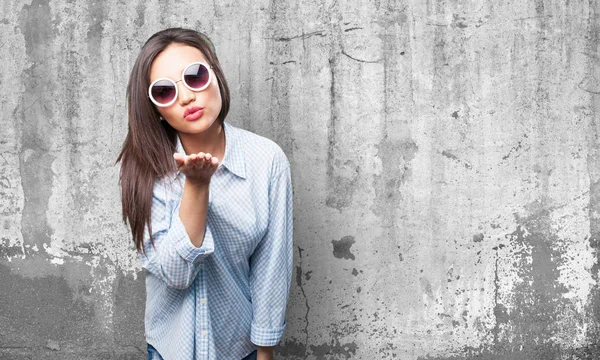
[184,107,204,121]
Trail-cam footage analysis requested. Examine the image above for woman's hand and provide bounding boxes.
[173,152,219,185]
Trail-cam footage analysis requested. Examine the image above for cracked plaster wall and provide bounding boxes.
[1,0,600,359]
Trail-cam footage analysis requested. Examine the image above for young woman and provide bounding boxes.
[117,28,293,360]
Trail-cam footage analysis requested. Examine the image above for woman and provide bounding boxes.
[117,28,293,360]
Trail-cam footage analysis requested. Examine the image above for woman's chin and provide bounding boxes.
[173,117,219,135]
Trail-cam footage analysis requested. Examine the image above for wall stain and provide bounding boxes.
[17,0,57,255]
[332,235,356,260]
[419,277,434,300]
[0,263,95,346]
[420,202,580,359]
[276,338,307,359]
[277,337,358,360]
[134,2,146,28]
[372,0,416,256]
[501,134,529,162]
[60,5,101,243]
[310,339,358,360]
[266,0,295,157]
[441,149,473,170]
[113,271,146,353]
[325,2,360,212]
[295,245,310,358]
[86,0,106,59]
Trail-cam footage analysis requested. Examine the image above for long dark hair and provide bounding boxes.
[116,28,231,252]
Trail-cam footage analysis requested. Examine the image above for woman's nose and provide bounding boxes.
[178,83,196,105]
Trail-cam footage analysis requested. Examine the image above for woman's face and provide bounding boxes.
[149,43,222,135]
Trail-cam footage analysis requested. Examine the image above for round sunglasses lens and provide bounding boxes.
[183,64,209,89]
[151,80,176,104]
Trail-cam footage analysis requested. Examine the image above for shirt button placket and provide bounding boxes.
[197,262,209,358]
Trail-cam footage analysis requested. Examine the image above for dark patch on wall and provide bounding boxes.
[419,206,578,359]
[17,0,57,254]
[265,0,295,158]
[472,233,484,242]
[324,3,361,212]
[429,1,473,142]
[276,338,307,358]
[325,59,360,210]
[310,339,358,359]
[294,245,310,355]
[493,303,509,326]
[0,245,25,258]
[332,236,356,260]
[0,259,146,358]
[86,0,106,58]
[134,2,146,28]
[441,150,472,169]
[0,263,96,348]
[112,272,146,350]
[283,311,363,359]
[418,343,600,360]
[505,216,570,348]
[157,0,171,25]
[507,214,570,353]
[325,158,360,211]
[501,134,529,162]
[419,277,434,300]
[295,265,303,286]
[58,6,100,230]
[374,139,418,217]
[452,14,468,29]
[0,347,145,359]
[304,270,312,281]
[416,343,562,360]
[372,0,416,252]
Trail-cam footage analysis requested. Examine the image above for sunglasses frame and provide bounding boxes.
[148,61,213,107]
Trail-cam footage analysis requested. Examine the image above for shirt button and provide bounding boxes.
[201,331,208,337]
[201,298,207,305]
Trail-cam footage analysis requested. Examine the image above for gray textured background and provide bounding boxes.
[1,0,600,359]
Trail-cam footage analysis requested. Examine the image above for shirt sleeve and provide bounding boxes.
[139,178,215,289]
[249,165,294,346]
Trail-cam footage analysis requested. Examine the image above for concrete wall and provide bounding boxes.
[1,0,599,359]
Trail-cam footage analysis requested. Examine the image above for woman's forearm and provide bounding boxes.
[257,346,274,360]
[178,179,210,248]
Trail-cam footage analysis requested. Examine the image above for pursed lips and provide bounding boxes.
[183,106,203,117]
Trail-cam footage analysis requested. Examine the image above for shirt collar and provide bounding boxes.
[174,122,246,180]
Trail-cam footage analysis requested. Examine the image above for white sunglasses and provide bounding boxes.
[148,61,213,107]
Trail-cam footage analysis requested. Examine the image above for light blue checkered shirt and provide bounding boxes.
[139,122,293,359]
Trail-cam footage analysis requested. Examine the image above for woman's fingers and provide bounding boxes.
[173,153,185,168]
[174,152,219,177]
[186,154,196,169]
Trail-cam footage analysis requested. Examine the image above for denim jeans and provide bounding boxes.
[147,344,258,360]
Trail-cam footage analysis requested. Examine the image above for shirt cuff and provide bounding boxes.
[250,321,286,347]
[169,214,215,263]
